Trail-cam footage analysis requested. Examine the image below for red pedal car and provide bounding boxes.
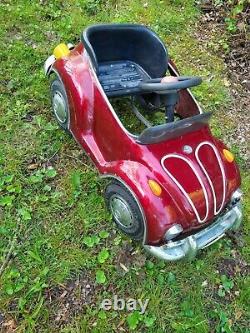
[44,24,242,261]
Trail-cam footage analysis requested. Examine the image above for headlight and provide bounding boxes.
[231,189,242,206]
[164,224,183,241]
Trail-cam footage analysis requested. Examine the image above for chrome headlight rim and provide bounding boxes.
[231,188,243,206]
[164,224,183,241]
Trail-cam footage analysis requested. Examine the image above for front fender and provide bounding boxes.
[213,138,241,200]
[102,160,187,245]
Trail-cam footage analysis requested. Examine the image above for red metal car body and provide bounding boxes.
[45,24,242,261]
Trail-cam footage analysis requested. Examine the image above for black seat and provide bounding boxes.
[81,24,168,97]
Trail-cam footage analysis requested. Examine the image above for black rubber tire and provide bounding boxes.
[50,78,70,131]
[105,182,145,241]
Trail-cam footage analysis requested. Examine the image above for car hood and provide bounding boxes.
[140,126,241,231]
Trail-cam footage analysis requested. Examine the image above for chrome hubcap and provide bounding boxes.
[110,195,134,228]
[52,91,67,123]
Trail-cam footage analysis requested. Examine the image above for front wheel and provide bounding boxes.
[105,182,145,241]
[50,78,70,131]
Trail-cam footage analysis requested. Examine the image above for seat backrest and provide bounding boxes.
[81,24,168,78]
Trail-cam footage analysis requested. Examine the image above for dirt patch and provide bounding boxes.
[197,1,250,166]
[204,254,249,331]
[198,0,249,85]
[4,25,22,41]
[115,242,147,276]
[0,317,17,333]
[115,243,135,273]
[44,272,96,327]
[222,89,249,166]
[217,256,249,277]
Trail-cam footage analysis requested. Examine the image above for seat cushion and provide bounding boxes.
[98,60,151,97]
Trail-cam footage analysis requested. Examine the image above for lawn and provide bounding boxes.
[0,0,249,332]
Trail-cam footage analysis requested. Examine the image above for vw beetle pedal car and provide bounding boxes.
[44,24,242,261]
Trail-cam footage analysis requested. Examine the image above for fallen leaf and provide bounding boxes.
[223,78,231,87]
[201,280,208,287]
[3,319,17,330]
[120,263,129,272]
[27,163,38,170]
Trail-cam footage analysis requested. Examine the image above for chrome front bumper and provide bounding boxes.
[144,203,243,261]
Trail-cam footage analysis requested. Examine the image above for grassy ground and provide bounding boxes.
[0,1,249,332]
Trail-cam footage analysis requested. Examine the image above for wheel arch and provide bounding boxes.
[101,174,148,245]
[49,69,71,131]
[100,158,189,245]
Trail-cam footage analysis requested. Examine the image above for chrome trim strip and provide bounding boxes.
[144,202,242,261]
[195,141,226,215]
[161,154,209,223]
[100,174,147,245]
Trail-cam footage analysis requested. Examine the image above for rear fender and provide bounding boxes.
[49,43,94,135]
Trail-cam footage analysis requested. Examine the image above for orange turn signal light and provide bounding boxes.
[53,43,70,60]
[148,179,162,196]
[223,149,234,163]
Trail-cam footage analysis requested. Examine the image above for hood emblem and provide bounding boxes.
[183,145,193,154]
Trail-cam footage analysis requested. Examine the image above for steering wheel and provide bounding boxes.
[138,76,202,93]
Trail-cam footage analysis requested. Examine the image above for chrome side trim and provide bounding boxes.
[161,154,209,223]
[195,141,226,215]
[144,202,242,261]
[100,174,147,244]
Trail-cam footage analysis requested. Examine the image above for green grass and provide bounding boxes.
[0,1,249,332]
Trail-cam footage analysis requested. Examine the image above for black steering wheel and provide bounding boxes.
[138,76,202,123]
[138,76,202,93]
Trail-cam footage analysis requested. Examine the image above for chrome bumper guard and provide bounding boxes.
[144,203,242,261]
[44,55,56,76]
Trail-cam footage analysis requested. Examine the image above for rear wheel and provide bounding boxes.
[105,182,145,241]
[50,78,69,131]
